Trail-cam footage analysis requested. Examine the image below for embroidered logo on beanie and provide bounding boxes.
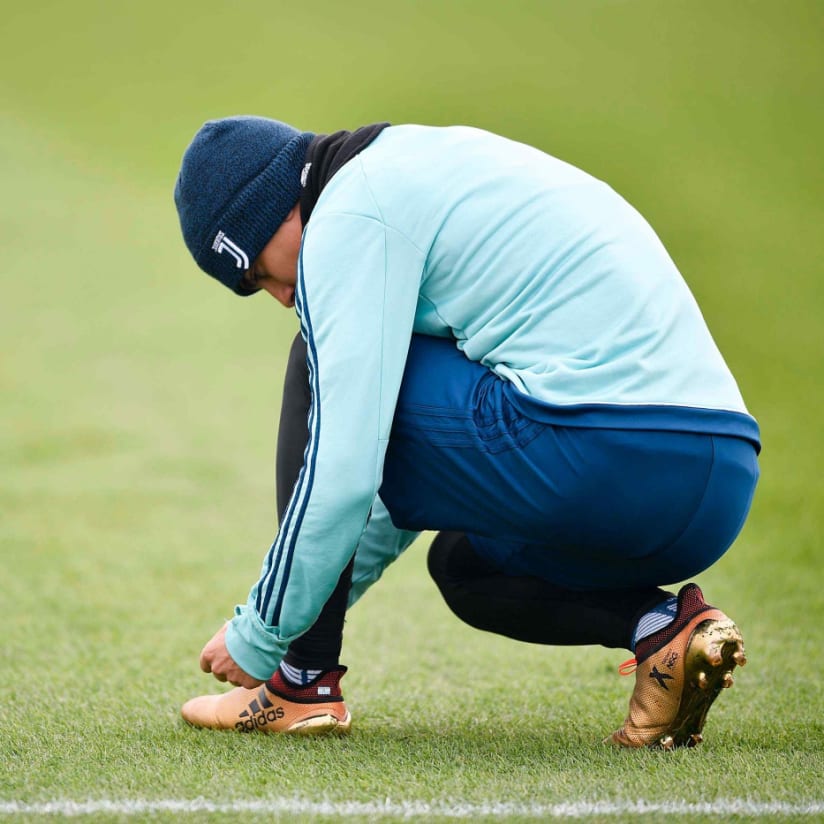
[212,231,249,270]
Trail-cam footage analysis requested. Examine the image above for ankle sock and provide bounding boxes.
[279,661,323,686]
[631,595,678,651]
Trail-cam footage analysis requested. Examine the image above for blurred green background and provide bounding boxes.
[1,0,822,815]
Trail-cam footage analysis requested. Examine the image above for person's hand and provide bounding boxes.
[199,622,263,689]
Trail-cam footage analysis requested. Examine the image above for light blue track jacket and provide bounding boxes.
[225,125,759,679]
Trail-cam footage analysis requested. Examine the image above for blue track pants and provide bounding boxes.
[380,335,759,590]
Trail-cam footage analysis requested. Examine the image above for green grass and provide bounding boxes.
[1,1,823,821]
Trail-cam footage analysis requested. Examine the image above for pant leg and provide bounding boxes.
[427,532,669,650]
[275,332,313,517]
[277,333,353,670]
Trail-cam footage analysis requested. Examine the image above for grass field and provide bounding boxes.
[1,1,823,821]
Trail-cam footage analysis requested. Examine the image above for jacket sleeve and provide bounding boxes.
[225,210,425,679]
[349,494,420,607]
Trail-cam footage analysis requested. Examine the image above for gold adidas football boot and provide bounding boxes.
[609,584,746,749]
[182,667,351,735]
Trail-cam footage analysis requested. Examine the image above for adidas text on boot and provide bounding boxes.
[609,584,746,750]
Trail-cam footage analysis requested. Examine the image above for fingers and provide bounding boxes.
[232,673,264,689]
[199,622,228,674]
[198,622,262,688]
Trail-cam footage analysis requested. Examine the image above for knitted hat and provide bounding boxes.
[174,116,315,295]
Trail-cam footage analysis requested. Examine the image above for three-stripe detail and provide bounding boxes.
[255,252,320,626]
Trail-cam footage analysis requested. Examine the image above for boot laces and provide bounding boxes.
[618,657,638,676]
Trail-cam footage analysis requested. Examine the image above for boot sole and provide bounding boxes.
[654,617,746,750]
[285,711,352,736]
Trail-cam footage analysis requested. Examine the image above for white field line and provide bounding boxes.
[0,799,823,818]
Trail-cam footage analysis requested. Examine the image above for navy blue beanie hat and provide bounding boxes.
[174,116,315,295]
